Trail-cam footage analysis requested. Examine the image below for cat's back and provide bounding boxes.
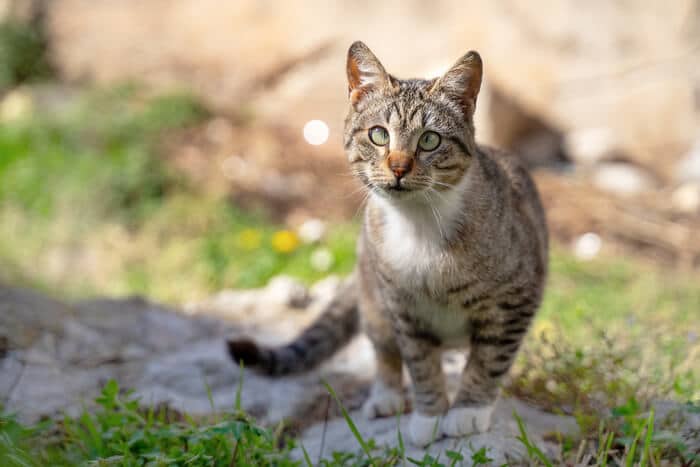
[479,145,548,265]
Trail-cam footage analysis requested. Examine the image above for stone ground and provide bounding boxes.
[1,279,697,464]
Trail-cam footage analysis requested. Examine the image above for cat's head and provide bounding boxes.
[343,41,482,201]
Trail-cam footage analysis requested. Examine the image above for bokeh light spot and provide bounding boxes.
[303,120,329,145]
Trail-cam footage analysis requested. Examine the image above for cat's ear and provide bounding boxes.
[431,51,483,116]
[346,41,391,105]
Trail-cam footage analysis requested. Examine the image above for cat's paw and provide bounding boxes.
[361,382,404,418]
[408,412,442,447]
[441,405,494,438]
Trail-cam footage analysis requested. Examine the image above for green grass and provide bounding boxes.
[0,84,356,301]
[2,380,697,466]
[0,380,300,466]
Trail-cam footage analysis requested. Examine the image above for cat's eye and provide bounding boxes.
[418,131,441,151]
[368,126,389,146]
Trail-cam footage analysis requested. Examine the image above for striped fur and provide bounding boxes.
[227,42,548,445]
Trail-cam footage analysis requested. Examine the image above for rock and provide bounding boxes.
[591,161,658,196]
[564,127,618,166]
[652,400,700,455]
[297,398,578,465]
[676,139,700,183]
[479,85,568,169]
[671,182,700,213]
[573,232,603,260]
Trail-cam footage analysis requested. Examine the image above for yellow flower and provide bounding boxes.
[236,229,262,250]
[533,319,556,341]
[271,230,299,253]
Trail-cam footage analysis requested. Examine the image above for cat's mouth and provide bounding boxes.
[381,181,421,199]
[387,183,409,192]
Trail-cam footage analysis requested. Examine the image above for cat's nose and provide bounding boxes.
[388,153,414,180]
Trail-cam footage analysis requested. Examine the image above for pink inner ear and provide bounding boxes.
[347,56,366,91]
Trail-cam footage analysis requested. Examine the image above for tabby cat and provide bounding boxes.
[228,41,548,446]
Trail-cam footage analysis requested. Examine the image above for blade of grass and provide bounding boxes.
[599,431,615,467]
[639,409,655,467]
[235,361,244,412]
[625,423,643,467]
[514,411,553,467]
[322,381,374,463]
[300,443,314,467]
[396,411,407,467]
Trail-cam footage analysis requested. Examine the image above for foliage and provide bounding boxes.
[0,85,356,300]
[1,381,299,466]
[2,380,697,466]
[0,20,50,90]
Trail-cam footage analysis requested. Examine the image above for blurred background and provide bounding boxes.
[2,0,699,300]
[0,1,699,463]
[1,0,699,412]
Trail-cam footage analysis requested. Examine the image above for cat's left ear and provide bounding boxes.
[346,41,391,106]
[431,51,483,117]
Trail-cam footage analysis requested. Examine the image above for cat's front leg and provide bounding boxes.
[443,308,533,437]
[362,344,405,418]
[394,328,449,446]
[360,292,406,419]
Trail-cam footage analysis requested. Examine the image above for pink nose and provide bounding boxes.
[388,154,414,180]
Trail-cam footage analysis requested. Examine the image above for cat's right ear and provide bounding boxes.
[346,41,390,106]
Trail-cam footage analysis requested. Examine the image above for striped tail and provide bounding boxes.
[227,276,359,376]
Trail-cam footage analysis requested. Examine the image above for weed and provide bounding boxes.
[0,20,50,90]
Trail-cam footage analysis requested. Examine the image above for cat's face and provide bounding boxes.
[343,42,482,202]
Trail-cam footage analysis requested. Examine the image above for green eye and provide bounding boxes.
[418,131,441,151]
[368,126,389,146]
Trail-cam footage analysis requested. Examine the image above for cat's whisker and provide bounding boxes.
[423,191,447,241]
[429,180,454,189]
[427,187,449,204]
[341,183,372,200]
[352,186,374,220]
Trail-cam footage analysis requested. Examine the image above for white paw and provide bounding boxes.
[361,382,404,418]
[441,405,494,438]
[408,412,442,447]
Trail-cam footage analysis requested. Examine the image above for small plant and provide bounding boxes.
[0,380,302,466]
[0,20,50,90]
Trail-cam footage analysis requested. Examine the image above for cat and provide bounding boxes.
[227,41,548,447]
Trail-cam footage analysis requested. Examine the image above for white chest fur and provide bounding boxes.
[371,187,464,288]
[370,185,473,346]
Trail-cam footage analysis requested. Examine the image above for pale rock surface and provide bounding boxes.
[671,182,700,213]
[298,398,578,465]
[591,161,659,196]
[676,139,700,184]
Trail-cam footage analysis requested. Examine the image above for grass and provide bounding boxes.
[0,380,300,466]
[0,82,698,465]
[2,380,697,466]
[0,84,356,302]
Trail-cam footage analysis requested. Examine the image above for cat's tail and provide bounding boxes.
[226,274,359,376]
